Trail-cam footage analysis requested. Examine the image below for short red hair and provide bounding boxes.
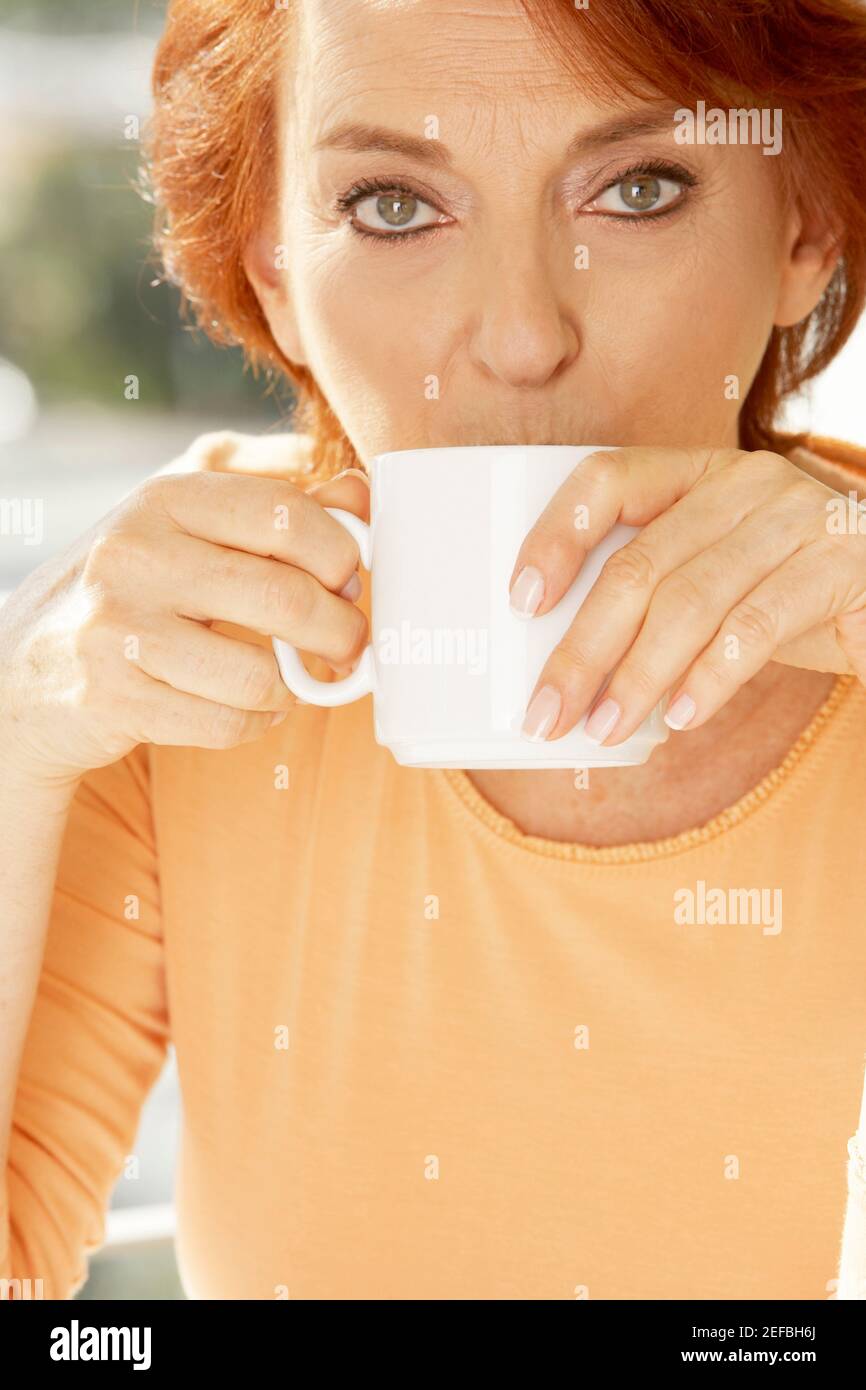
[143,0,866,479]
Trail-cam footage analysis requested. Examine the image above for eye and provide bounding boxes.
[336,179,447,240]
[585,163,695,220]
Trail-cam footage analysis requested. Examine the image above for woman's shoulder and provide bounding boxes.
[155,428,318,485]
[791,434,866,495]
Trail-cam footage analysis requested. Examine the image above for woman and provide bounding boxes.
[2,0,866,1299]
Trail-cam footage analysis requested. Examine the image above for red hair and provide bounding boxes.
[142,0,866,480]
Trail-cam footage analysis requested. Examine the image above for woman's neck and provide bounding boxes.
[465,664,838,847]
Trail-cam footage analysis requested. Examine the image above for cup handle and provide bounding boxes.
[272,507,375,707]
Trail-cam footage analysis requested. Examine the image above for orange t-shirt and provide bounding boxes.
[3,434,866,1300]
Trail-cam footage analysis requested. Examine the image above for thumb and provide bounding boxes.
[307,467,370,521]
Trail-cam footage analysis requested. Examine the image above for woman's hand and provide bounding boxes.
[508,447,866,745]
[0,435,370,788]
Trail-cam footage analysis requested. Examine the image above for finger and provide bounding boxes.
[306,468,371,521]
[572,491,818,745]
[144,470,362,595]
[516,454,811,744]
[132,617,296,713]
[123,671,288,750]
[518,468,804,740]
[148,530,370,668]
[582,446,799,607]
[774,623,852,673]
[307,472,371,595]
[659,539,845,731]
[508,446,718,619]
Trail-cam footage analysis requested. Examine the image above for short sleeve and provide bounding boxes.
[1,744,169,1299]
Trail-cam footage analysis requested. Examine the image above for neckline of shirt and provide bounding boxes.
[438,673,860,866]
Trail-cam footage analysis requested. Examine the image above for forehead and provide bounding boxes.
[292,0,595,125]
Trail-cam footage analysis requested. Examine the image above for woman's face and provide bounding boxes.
[248,0,834,463]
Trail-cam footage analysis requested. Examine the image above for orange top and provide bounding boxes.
[3,434,866,1300]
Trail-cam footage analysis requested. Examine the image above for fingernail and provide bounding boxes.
[584,696,620,744]
[520,684,562,741]
[339,572,362,600]
[509,565,545,618]
[664,692,696,730]
[270,710,288,726]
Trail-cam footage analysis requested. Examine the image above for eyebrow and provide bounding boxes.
[311,108,678,168]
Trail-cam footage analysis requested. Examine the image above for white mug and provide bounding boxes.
[272,445,670,768]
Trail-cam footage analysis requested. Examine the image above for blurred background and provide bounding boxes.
[2,0,866,1302]
[0,0,295,603]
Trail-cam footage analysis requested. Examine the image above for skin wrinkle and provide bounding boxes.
[245,0,844,844]
[280,42,783,444]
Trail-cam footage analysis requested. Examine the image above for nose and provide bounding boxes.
[468,230,580,389]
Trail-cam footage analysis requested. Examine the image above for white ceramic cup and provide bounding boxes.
[272,445,670,768]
